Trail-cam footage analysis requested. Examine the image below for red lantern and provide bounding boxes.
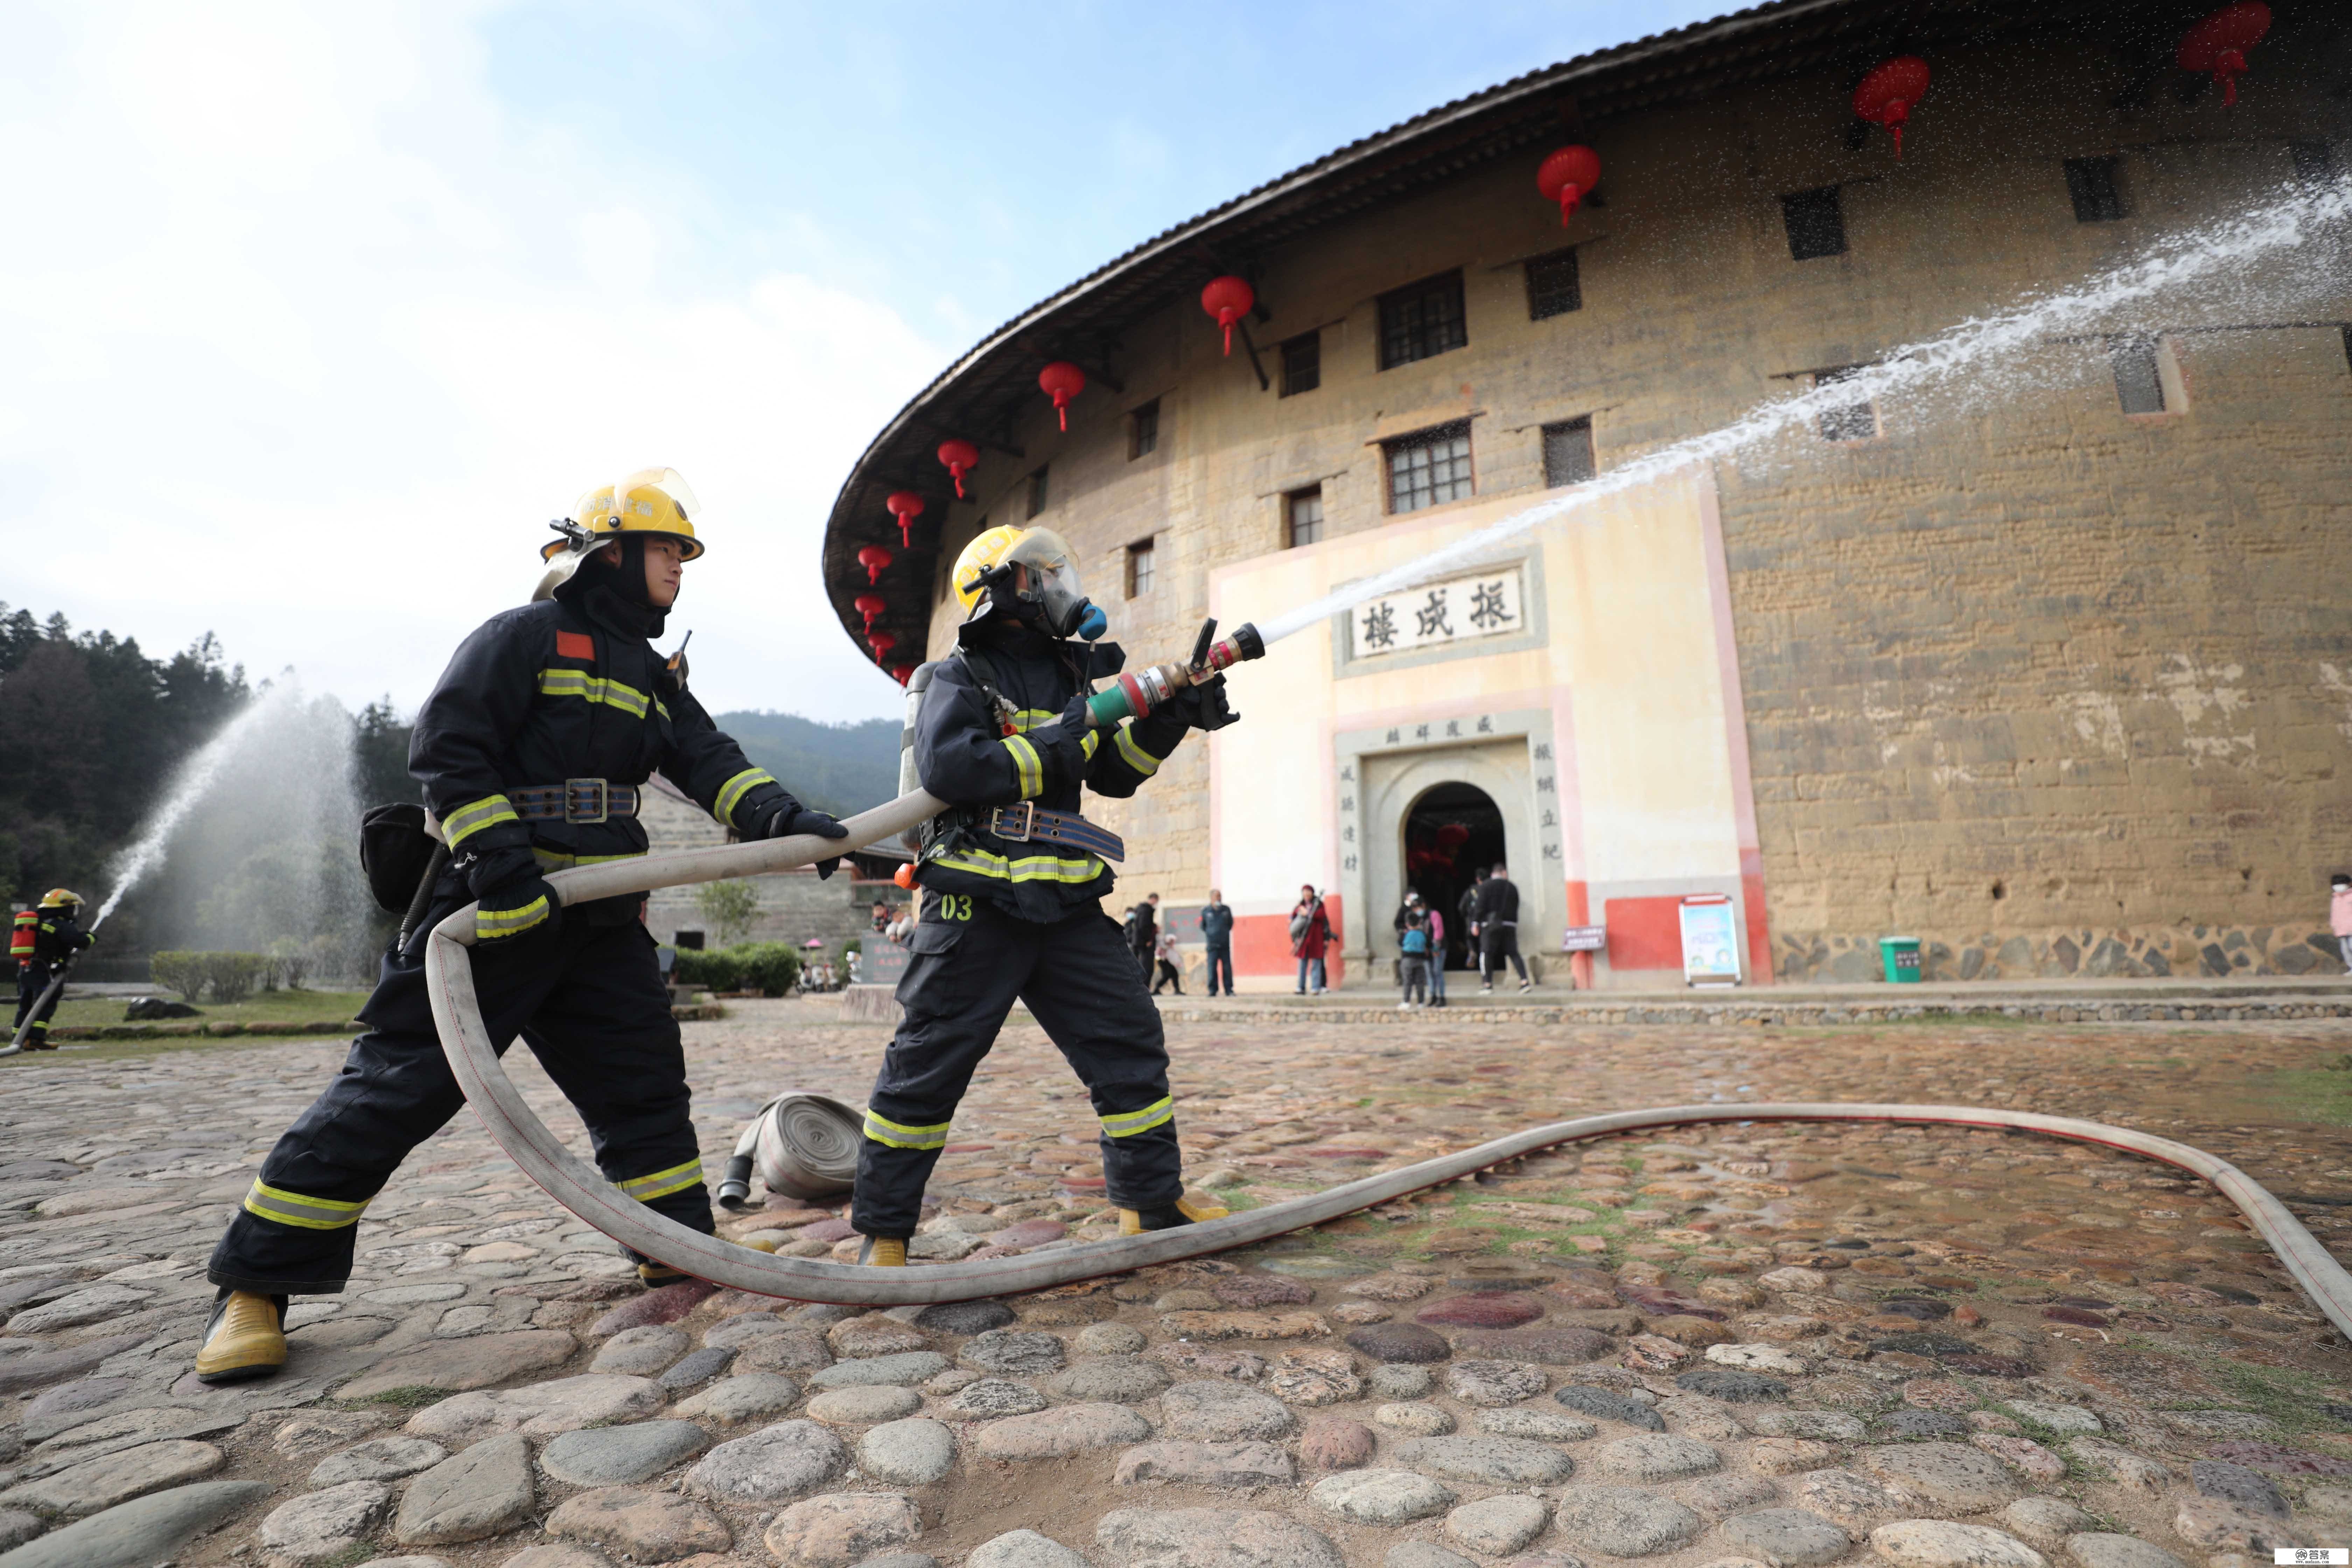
[1199,276,1255,357]
[853,593,886,633]
[936,438,979,499]
[868,630,897,663]
[2178,2,2270,107]
[1853,56,1932,159]
[1038,361,1086,431]
[885,490,925,548]
[891,664,914,687]
[857,543,893,585]
[1535,145,1601,227]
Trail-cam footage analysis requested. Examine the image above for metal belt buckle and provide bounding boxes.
[565,777,609,825]
[990,802,1036,842]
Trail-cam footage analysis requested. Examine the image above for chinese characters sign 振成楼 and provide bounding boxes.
[1349,567,1523,662]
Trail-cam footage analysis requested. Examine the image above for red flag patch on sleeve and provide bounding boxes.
[555,631,595,661]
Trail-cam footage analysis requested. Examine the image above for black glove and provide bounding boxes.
[463,847,559,943]
[1167,674,1241,732]
[755,801,850,880]
[1032,691,1098,788]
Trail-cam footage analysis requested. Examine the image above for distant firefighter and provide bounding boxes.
[10,889,95,1051]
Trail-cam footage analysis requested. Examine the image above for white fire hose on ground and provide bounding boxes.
[423,789,2352,1332]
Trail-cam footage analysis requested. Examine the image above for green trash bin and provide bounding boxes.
[1878,936,1922,983]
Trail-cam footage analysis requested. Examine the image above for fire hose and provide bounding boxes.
[421,783,2352,1332]
[1,952,79,1058]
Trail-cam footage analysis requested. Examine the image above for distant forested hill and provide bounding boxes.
[712,710,900,817]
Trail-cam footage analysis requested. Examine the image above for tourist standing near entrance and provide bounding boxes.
[1292,885,1331,994]
[195,469,848,1385]
[2334,873,2352,973]
[1399,902,1432,1008]
[1198,890,1234,996]
[1457,868,1486,967]
[1126,892,1160,978]
[1475,861,1531,993]
[1151,928,1185,996]
[1426,903,1449,1009]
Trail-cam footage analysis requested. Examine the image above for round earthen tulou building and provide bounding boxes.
[822,0,2352,992]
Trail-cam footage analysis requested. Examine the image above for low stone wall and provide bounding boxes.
[1777,925,2344,983]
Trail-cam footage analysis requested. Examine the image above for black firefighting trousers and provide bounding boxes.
[853,890,1183,1239]
[208,904,711,1295]
[12,964,62,1046]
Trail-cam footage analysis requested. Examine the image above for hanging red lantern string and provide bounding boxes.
[853,593,886,634]
[884,491,925,549]
[1038,361,1086,431]
[936,439,980,499]
[1198,276,1255,356]
[890,664,914,687]
[1535,145,1601,227]
[856,543,893,585]
[1853,56,1932,159]
[2178,2,2270,107]
[868,630,898,664]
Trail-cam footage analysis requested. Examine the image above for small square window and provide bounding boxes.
[1279,332,1321,397]
[1526,248,1583,320]
[1128,400,1159,460]
[2065,157,2126,222]
[2291,140,2335,185]
[1285,486,1324,548]
[1541,417,1595,486]
[1385,423,1474,514]
[1813,366,1877,442]
[2112,335,2166,414]
[1782,187,1846,261]
[1378,271,1468,370]
[1024,467,1049,519]
[1125,539,1156,598]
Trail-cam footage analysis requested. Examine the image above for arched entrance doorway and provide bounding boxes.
[1403,782,1506,972]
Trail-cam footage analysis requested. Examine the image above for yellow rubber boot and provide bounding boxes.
[194,1290,286,1384]
[1118,1195,1231,1236]
[858,1236,908,1267]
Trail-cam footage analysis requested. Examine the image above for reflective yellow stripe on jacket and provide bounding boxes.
[863,1110,951,1150]
[476,895,550,940]
[1100,1097,1175,1138]
[244,1180,370,1231]
[536,668,671,722]
[532,848,646,872]
[934,847,1104,885]
[714,767,776,828]
[1002,736,1043,798]
[617,1159,705,1203]
[443,793,519,847]
[1115,728,1165,777]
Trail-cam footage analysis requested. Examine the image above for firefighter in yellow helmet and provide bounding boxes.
[10,890,94,1051]
[194,469,847,1384]
[847,523,1238,1265]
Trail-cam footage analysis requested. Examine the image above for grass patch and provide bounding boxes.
[314,1545,379,1568]
[52,987,369,1030]
[342,1386,450,1409]
[2204,1358,2352,1436]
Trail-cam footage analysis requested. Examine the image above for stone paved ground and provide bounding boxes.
[4,1001,2352,1567]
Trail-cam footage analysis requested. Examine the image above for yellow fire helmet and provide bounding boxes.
[534,467,705,600]
[37,889,83,909]
[949,524,1093,639]
[950,524,1027,617]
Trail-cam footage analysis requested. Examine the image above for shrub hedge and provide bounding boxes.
[672,940,802,996]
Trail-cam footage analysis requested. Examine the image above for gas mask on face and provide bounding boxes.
[1000,527,1101,640]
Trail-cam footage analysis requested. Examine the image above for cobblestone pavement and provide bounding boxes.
[3,1001,2352,1568]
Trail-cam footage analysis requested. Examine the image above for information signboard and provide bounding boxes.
[1560,925,1608,953]
[1678,896,1741,987]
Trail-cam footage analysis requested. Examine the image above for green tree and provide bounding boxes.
[694,879,759,947]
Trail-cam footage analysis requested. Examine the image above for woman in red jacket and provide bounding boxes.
[1292,885,1332,994]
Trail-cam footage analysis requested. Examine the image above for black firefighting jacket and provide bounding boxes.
[408,585,798,923]
[913,616,1188,923]
[18,910,93,971]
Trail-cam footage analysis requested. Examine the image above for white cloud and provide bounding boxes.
[0,1,942,725]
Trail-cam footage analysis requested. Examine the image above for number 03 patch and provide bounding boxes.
[932,893,974,922]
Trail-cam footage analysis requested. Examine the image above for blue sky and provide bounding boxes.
[2,1,1728,723]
